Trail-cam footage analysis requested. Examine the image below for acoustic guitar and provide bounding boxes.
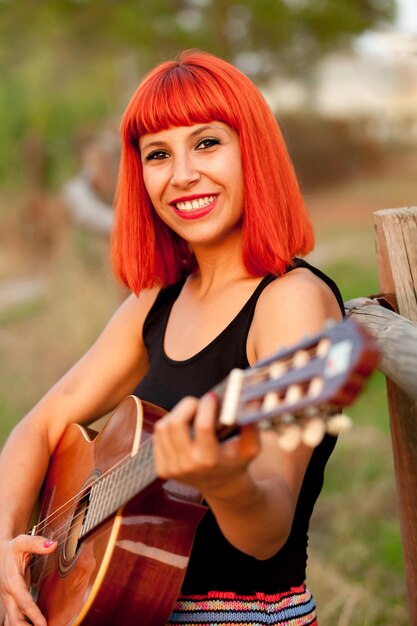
[27,318,378,626]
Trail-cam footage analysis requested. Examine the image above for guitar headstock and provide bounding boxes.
[217,319,379,451]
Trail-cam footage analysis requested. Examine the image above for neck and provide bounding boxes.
[191,229,250,293]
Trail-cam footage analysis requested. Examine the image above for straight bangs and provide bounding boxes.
[123,61,239,142]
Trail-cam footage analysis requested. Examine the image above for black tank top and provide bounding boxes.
[133,258,345,593]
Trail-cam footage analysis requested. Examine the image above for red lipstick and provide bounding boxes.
[169,194,219,220]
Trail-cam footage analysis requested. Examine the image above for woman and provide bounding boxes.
[0,50,344,626]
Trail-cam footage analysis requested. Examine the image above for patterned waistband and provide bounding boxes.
[167,584,317,625]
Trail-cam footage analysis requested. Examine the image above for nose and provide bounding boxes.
[170,153,200,188]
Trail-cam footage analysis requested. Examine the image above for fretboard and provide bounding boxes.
[80,438,157,538]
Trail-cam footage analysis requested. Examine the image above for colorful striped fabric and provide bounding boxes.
[167,584,318,625]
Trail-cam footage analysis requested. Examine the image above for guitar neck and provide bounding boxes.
[80,438,158,538]
[79,409,233,538]
[79,318,378,537]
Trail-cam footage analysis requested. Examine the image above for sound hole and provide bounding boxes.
[64,494,89,562]
[59,468,101,575]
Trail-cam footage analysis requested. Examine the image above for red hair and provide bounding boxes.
[112,50,314,293]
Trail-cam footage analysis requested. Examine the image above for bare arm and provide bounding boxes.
[0,288,158,626]
[154,270,343,559]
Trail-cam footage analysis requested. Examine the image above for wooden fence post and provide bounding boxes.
[374,206,417,624]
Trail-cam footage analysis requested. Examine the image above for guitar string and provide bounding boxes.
[30,424,346,584]
[27,363,273,537]
[27,366,266,569]
[34,347,317,538]
[30,435,157,539]
[30,445,147,535]
[30,337,324,536]
[29,406,329,580]
[28,448,158,571]
[29,374,323,568]
[28,357,318,572]
[28,406,324,573]
[30,443,163,586]
[34,449,154,543]
[28,489,156,579]
[30,402,244,542]
[29,379,318,556]
[27,332,348,592]
[26,369,269,568]
[28,360,316,552]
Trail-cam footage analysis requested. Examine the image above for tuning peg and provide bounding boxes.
[275,423,302,452]
[316,338,331,358]
[292,350,310,369]
[304,406,320,417]
[258,419,274,431]
[285,384,302,404]
[269,361,286,379]
[301,417,326,447]
[262,391,280,412]
[326,413,352,436]
[308,376,324,398]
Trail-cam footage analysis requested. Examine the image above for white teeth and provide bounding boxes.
[175,195,215,212]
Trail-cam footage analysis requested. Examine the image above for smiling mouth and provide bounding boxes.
[174,195,216,212]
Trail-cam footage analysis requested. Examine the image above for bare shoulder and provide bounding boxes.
[249,267,343,362]
[86,285,161,373]
[35,285,161,441]
[111,286,160,329]
[260,266,342,318]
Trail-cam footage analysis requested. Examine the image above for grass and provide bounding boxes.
[0,226,123,440]
[0,298,46,326]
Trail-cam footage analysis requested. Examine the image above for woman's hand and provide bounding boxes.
[153,393,261,501]
[153,392,314,560]
[0,534,57,626]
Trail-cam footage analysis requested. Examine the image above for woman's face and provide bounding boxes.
[139,121,244,248]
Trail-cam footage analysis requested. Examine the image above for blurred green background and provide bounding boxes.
[1,1,416,624]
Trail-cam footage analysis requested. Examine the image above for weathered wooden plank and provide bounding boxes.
[374,206,417,625]
[345,298,417,401]
[386,380,417,596]
[374,207,417,323]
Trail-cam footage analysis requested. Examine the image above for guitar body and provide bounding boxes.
[31,396,207,626]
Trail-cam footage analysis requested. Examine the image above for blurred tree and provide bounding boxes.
[0,0,396,187]
[0,0,396,76]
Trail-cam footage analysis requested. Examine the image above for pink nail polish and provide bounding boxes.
[43,540,56,547]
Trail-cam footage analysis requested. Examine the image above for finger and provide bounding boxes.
[153,429,170,478]
[161,400,196,449]
[4,590,46,626]
[154,397,198,444]
[238,424,261,456]
[185,394,221,472]
[11,576,47,626]
[193,393,218,450]
[13,533,57,556]
[154,417,191,479]
[165,396,199,424]
[222,424,260,461]
[154,420,192,477]
[154,397,198,476]
[4,598,27,626]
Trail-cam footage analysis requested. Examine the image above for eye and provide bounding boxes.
[145,150,169,161]
[196,137,221,150]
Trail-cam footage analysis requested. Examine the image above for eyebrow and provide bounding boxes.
[140,124,230,153]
